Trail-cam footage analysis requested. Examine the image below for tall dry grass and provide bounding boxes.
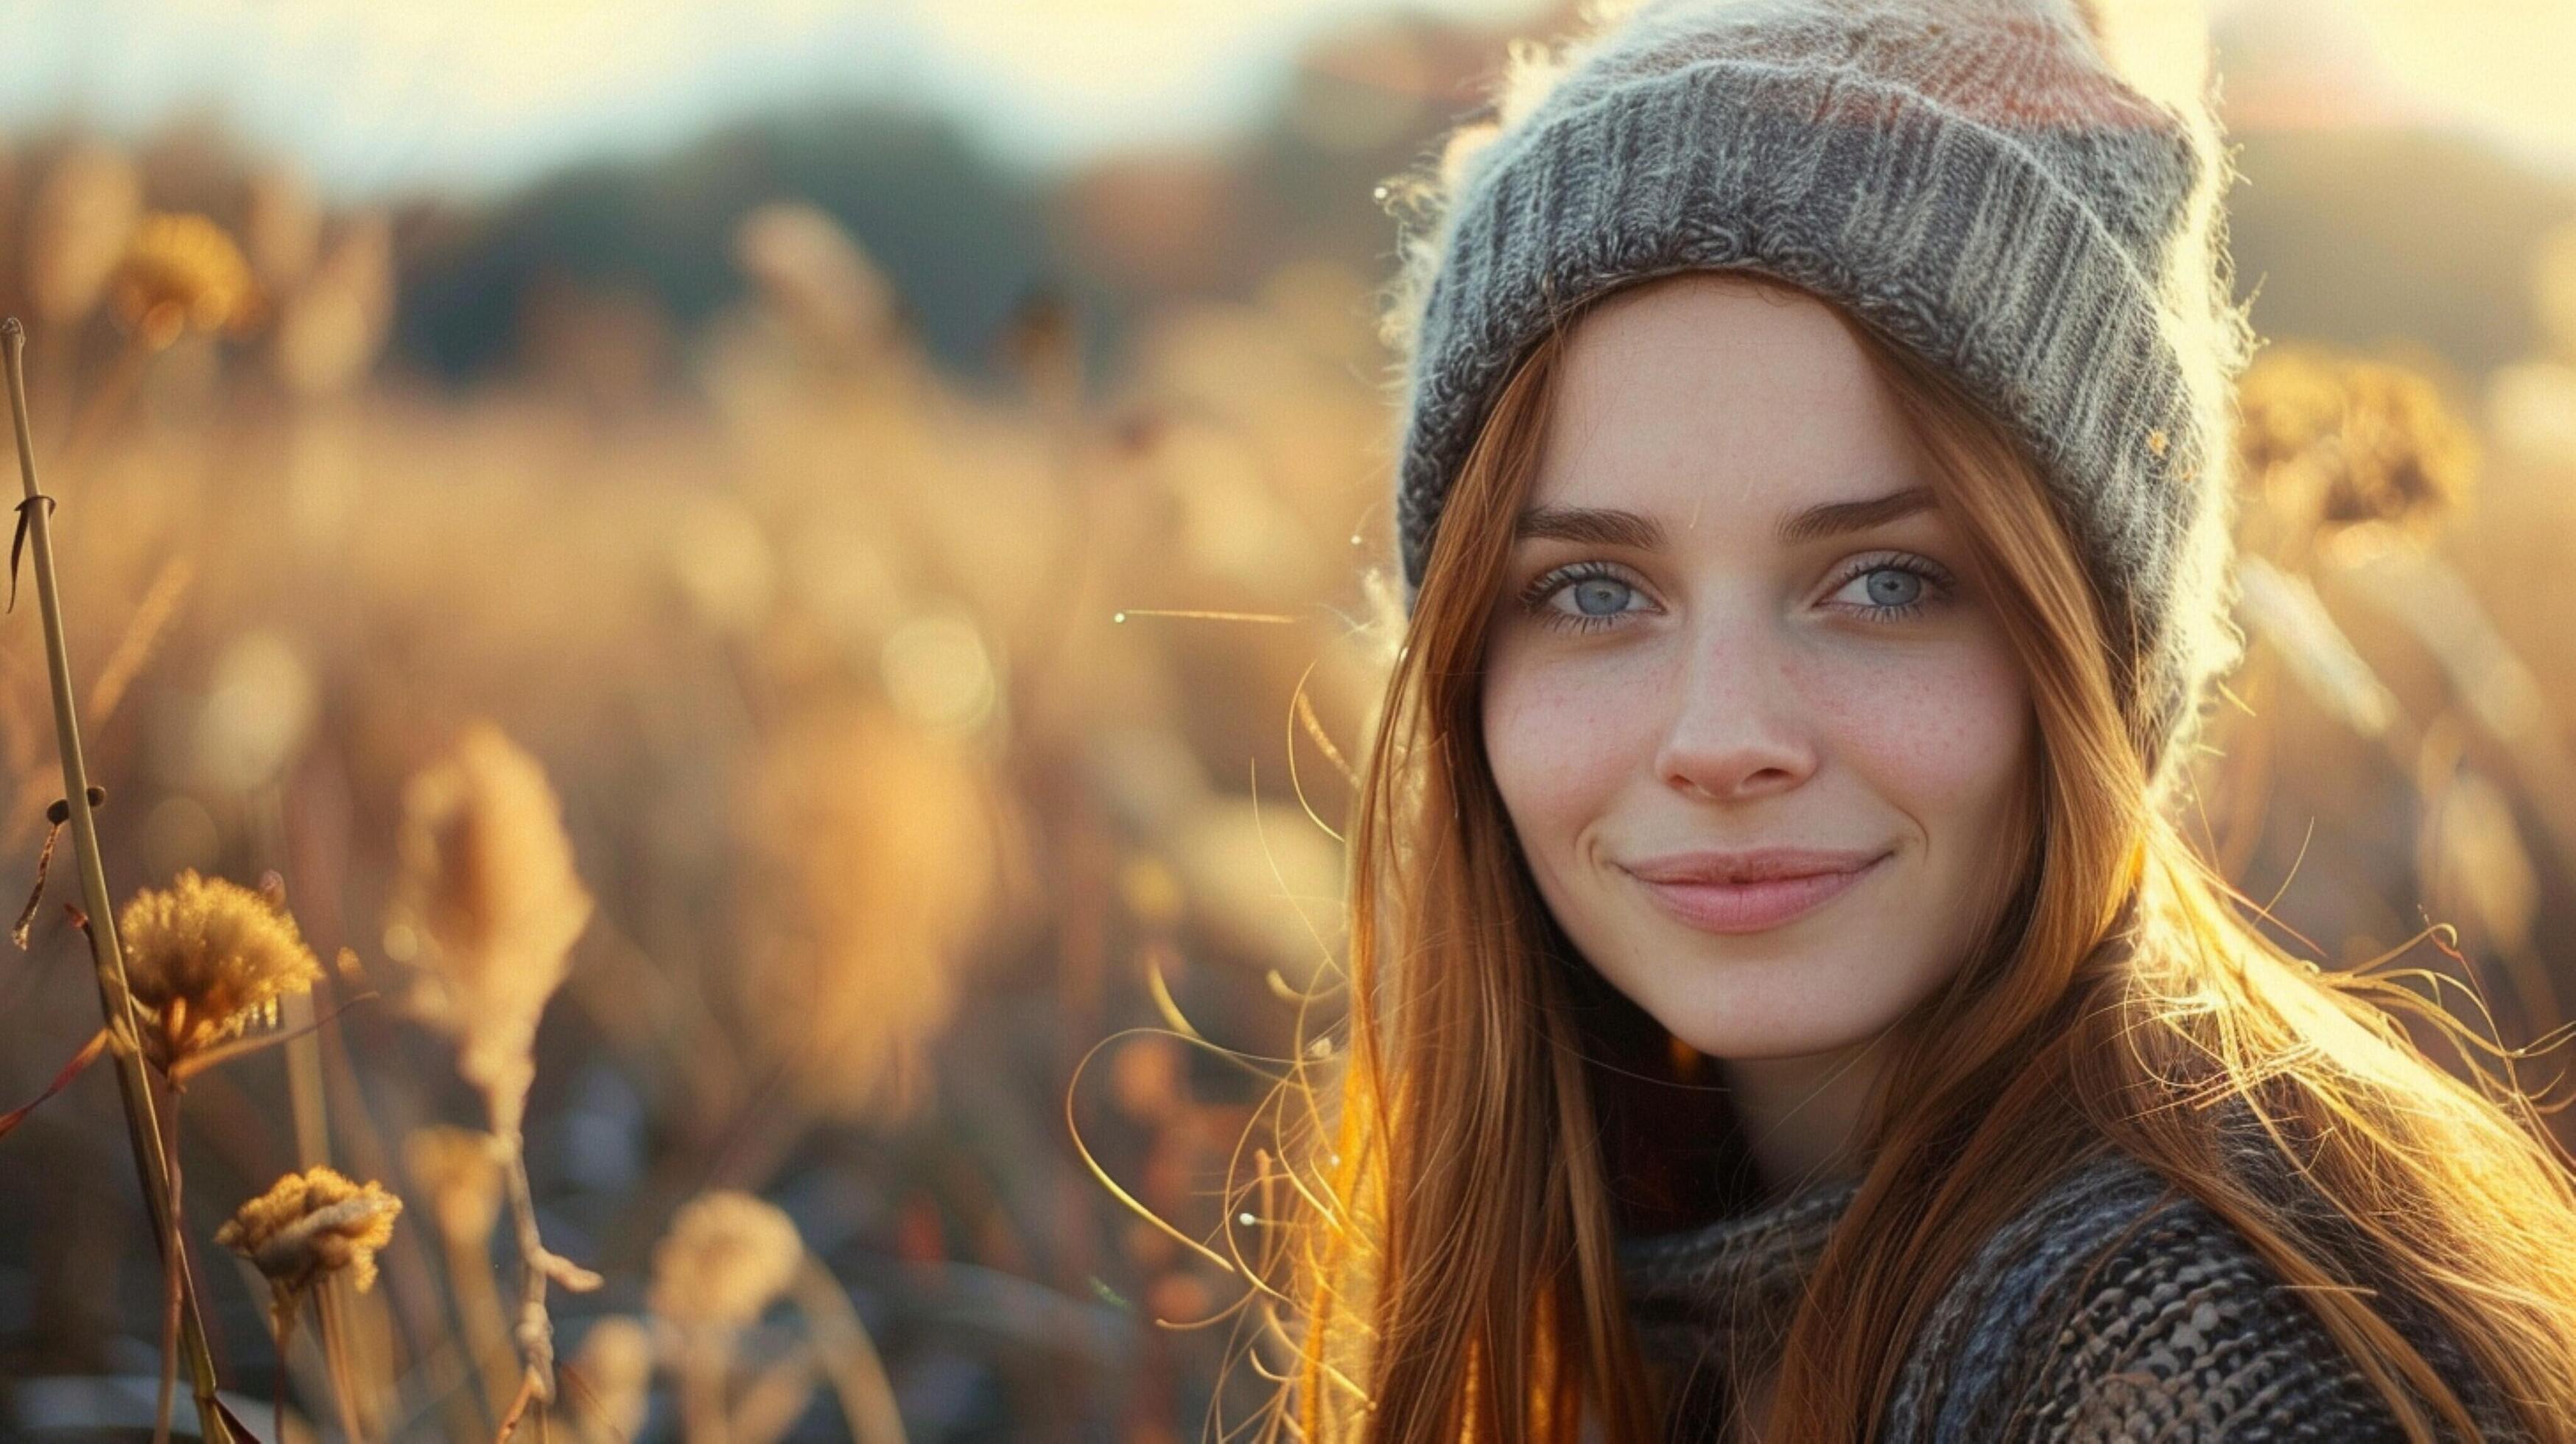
[0,125,2566,1441]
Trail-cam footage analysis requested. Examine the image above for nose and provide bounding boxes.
[1653,615,1819,803]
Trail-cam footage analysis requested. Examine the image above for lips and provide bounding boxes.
[1622,847,1890,935]
[1624,847,1889,886]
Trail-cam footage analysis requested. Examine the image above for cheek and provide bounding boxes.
[1802,632,2031,812]
[1479,645,1663,844]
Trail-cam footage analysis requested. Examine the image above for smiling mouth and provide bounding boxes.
[1626,852,1889,935]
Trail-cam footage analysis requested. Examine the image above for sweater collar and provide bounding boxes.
[1614,1172,1864,1377]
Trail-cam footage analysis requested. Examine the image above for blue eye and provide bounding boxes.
[1826,555,1951,620]
[1567,577,1635,616]
[1864,569,1920,606]
[1520,563,1650,634]
[1515,554,1951,634]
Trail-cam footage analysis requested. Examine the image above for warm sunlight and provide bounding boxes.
[3,0,2574,1438]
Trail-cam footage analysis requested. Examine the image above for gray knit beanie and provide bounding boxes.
[1384,0,2260,800]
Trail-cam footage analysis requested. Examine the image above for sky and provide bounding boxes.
[0,0,1548,199]
[0,0,2572,202]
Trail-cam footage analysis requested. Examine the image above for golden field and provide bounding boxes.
[0,102,2572,1440]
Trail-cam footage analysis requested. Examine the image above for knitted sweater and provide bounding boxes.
[1614,1146,2525,1440]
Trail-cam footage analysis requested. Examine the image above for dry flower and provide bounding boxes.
[2235,342,2478,536]
[737,701,1007,1121]
[387,720,594,1134]
[213,1166,403,1332]
[566,1316,656,1444]
[110,212,259,348]
[653,1192,806,1444]
[385,731,600,1416]
[648,1191,805,1331]
[401,1124,504,1247]
[117,869,323,1072]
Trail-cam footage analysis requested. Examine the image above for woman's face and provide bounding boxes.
[1479,273,2032,1064]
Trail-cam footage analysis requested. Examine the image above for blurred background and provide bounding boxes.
[1,0,2575,1438]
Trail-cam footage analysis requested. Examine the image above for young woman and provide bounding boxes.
[1252,0,2576,1439]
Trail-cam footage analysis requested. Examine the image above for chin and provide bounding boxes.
[1623,942,1929,1062]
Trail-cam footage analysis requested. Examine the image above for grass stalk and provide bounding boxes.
[791,1255,908,1443]
[678,1336,731,1444]
[2,315,234,1441]
[315,1283,371,1443]
[494,1112,600,1440]
[152,1084,183,1444]
[442,1222,521,1420]
[275,1298,302,1444]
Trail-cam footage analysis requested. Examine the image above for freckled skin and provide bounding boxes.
[1478,274,2034,1181]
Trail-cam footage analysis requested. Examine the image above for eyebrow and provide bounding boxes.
[1513,486,1937,548]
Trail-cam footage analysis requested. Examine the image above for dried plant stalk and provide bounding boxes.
[2,317,235,1443]
[564,1317,653,1444]
[214,1166,402,1444]
[388,721,603,1424]
[406,1124,519,1419]
[791,1255,908,1443]
[651,1190,805,1444]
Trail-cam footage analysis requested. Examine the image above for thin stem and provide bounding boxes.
[276,1296,301,1444]
[154,1082,183,1444]
[1,317,233,1443]
[496,1370,541,1444]
[442,1223,521,1420]
[316,1284,370,1443]
[790,1256,908,1443]
[503,1134,557,1409]
[494,1108,597,1422]
[678,1336,731,1444]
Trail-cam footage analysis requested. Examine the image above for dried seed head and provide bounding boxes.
[401,1124,505,1247]
[2235,342,2477,536]
[647,1191,804,1331]
[568,1316,655,1442]
[214,1166,403,1332]
[737,701,1005,1121]
[387,721,594,1135]
[118,869,323,1068]
[111,212,259,348]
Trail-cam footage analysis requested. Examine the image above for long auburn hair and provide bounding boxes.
[1251,273,2576,1442]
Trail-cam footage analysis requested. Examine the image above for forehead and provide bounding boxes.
[1531,274,1926,519]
